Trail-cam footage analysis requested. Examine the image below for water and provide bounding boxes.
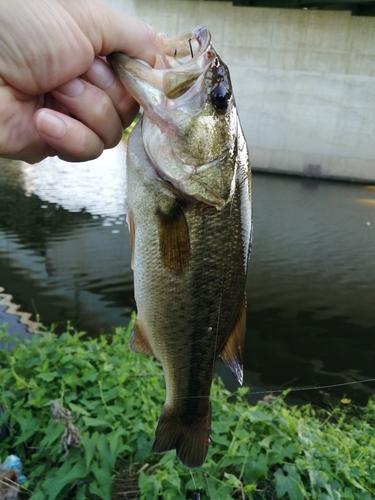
[0,147,374,404]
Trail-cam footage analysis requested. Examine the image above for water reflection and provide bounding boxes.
[21,143,127,217]
[0,147,134,336]
[0,148,374,403]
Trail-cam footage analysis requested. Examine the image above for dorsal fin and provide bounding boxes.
[219,298,246,385]
[129,318,155,357]
[157,202,190,274]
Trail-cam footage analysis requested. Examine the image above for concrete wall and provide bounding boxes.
[107,0,375,182]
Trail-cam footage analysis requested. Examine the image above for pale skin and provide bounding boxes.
[0,0,157,164]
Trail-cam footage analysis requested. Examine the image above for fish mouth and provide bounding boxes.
[107,25,214,117]
[155,24,211,70]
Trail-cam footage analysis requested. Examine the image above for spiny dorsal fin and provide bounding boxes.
[129,318,154,357]
[220,297,246,385]
[157,202,190,274]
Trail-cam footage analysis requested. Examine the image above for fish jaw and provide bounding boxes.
[108,25,239,208]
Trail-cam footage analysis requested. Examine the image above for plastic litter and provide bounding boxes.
[0,455,26,485]
[0,455,26,499]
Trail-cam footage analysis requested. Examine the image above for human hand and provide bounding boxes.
[0,0,156,163]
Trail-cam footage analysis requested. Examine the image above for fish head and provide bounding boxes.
[108,25,241,208]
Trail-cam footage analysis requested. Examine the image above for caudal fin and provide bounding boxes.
[152,404,212,469]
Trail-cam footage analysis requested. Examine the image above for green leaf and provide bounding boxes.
[69,403,90,416]
[90,462,112,499]
[82,416,111,428]
[275,465,305,500]
[37,371,58,382]
[96,433,115,469]
[81,432,96,469]
[224,472,243,489]
[42,459,88,500]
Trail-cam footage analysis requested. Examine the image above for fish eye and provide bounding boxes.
[211,84,232,115]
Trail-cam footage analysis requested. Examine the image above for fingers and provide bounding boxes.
[34,109,104,162]
[77,2,158,67]
[34,58,138,162]
[83,57,139,129]
[52,75,123,149]
[103,13,157,67]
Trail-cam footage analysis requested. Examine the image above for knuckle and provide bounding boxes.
[90,95,122,149]
[65,126,103,162]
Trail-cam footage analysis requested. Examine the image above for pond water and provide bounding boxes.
[1,145,374,405]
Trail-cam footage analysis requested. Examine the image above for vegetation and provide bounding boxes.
[0,319,374,499]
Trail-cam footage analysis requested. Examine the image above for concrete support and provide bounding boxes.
[107,0,375,182]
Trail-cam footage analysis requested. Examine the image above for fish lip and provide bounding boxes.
[156,24,211,69]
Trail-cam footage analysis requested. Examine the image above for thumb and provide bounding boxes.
[71,0,158,66]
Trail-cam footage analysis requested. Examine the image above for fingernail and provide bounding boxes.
[86,58,115,89]
[55,78,85,97]
[36,110,67,139]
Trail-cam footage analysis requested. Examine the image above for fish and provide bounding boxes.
[108,24,252,469]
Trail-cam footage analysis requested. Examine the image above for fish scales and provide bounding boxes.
[109,24,252,469]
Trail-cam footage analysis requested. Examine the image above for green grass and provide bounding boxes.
[1,318,374,499]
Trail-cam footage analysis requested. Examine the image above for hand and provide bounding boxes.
[0,0,156,163]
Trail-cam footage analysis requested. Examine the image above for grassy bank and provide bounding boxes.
[1,320,374,499]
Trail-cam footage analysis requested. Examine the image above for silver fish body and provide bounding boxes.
[108,25,252,469]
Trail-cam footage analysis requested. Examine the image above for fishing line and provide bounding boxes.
[174,377,375,401]
[190,471,201,499]
[248,377,375,397]
[190,470,197,490]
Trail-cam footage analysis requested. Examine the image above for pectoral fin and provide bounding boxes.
[220,298,246,385]
[129,318,154,357]
[157,202,190,274]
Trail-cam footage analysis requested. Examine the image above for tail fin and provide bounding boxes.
[152,404,212,469]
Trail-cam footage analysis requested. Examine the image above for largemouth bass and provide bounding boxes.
[108,25,252,469]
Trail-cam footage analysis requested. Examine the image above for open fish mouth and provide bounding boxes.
[155,24,211,69]
[107,24,214,111]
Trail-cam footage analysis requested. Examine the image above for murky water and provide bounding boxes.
[0,146,374,404]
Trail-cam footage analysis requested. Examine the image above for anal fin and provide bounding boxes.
[220,297,246,385]
[129,318,154,357]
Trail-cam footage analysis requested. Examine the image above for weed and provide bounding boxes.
[0,319,374,499]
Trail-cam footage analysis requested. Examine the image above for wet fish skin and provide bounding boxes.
[108,25,252,469]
